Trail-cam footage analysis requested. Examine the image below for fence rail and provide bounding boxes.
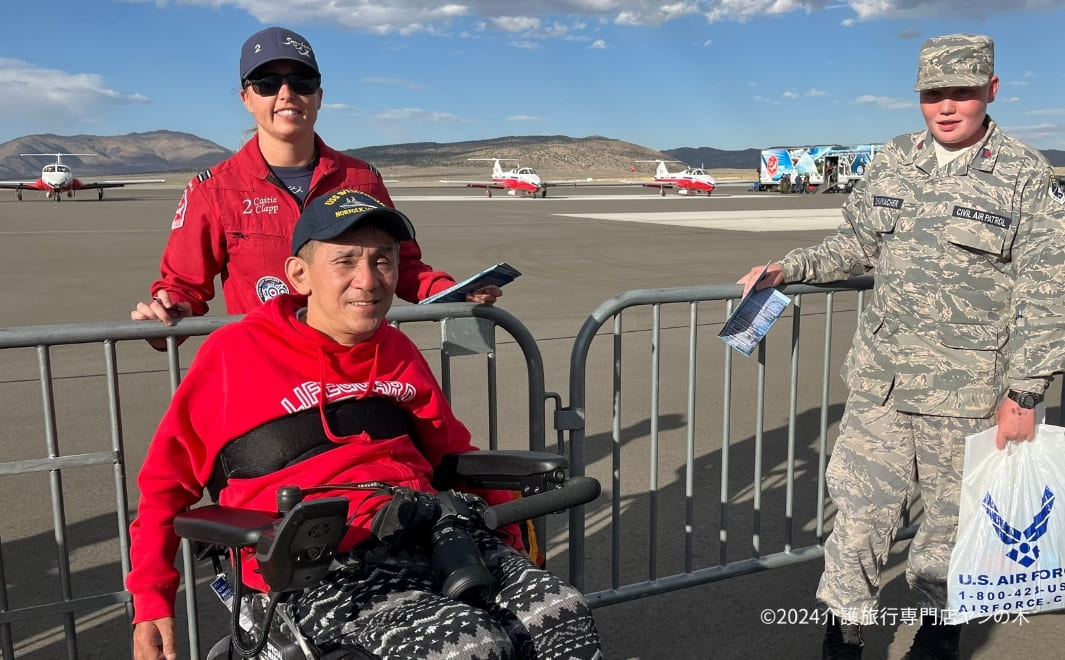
[4,278,1050,657]
[0,304,548,659]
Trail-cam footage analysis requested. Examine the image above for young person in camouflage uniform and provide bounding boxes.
[738,33,1065,660]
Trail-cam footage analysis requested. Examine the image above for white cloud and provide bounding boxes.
[137,1,1065,35]
[510,40,540,49]
[853,94,914,109]
[490,16,541,32]
[362,76,427,91]
[782,91,799,99]
[373,108,458,122]
[322,102,361,111]
[506,114,544,121]
[753,95,781,105]
[1003,121,1065,147]
[849,0,1065,20]
[806,88,827,97]
[703,39,713,47]
[0,58,150,124]
[1000,96,1021,103]
[1025,108,1065,116]
[590,39,607,49]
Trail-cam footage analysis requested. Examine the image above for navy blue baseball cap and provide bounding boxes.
[240,26,320,81]
[292,190,415,256]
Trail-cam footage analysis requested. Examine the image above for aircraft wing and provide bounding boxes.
[0,180,40,189]
[622,179,675,188]
[545,179,634,188]
[81,178,166,189]
[439,179,505,189]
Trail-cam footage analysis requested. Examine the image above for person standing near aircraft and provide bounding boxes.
[132,26,500,334]
[737,34,1065,659]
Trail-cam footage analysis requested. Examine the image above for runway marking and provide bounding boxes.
[553,208,845,232]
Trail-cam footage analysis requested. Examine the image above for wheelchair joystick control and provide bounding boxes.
[276,485,303,514]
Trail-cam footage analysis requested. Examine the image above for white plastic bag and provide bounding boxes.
[947,424,1065,623]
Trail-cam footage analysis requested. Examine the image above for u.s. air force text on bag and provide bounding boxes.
[947,424,1065,623]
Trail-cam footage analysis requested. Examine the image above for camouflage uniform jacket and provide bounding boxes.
[778,119,1065,418]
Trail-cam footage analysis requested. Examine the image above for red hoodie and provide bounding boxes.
[126,295,517,623]
[150,134,456,315]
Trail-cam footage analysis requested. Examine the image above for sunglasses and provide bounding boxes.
[243,73,321,96]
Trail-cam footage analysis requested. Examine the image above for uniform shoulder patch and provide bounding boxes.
[1051,174,1065,205]
[368,163,382,178]
[195,169,213,183]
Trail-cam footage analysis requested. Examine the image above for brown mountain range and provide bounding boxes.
[1,131,1062,181]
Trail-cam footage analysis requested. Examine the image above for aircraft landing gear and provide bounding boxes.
[55,190,62,202]
[98,189,104,200]
[660,187,666,197]
[485,188,492,198]
[540,188,547,198]
[16,189,22,201]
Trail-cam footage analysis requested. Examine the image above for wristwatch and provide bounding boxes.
[1007,390,1044,409]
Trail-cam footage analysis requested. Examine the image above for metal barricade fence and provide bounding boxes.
[4,280,1057,657]
[0,303,548,660]
[560,278,875,602]
[560,276,1062,608]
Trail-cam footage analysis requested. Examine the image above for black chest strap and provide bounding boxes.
[206,396,416,501]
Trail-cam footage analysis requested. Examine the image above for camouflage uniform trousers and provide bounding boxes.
[292,528,602,660]
[816,391,992,619]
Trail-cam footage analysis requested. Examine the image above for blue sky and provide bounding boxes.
[3,1,1065,153]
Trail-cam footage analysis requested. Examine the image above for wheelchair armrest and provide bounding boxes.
[174,505,278,548]
[434,450,569,494]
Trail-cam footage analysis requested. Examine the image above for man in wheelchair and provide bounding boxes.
[126,189,603,659]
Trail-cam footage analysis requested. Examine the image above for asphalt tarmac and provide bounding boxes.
[0,182,1060,659]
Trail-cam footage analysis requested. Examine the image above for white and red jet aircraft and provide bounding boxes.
[440,158,591,198]
[630,160,716,196]
[0,153,165,202]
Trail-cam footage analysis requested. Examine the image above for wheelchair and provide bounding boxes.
[174,449,601,660]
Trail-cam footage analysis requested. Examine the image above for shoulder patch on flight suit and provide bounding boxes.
[1050,174,1065,205]
[368,164,382,178]
[196,169,213,183]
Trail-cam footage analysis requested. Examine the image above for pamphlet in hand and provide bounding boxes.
[418,262,522,304]
[718,263,791,356]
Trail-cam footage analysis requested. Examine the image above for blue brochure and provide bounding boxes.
[718,264,791,356]
[418,262,522,304]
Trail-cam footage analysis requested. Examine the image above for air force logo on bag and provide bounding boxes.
[982,486,1055,568]
[256,276,290,303]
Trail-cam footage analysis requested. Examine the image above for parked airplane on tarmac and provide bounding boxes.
[628,160,716,196]
[0,153,165,202]
[439,158,593,198]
